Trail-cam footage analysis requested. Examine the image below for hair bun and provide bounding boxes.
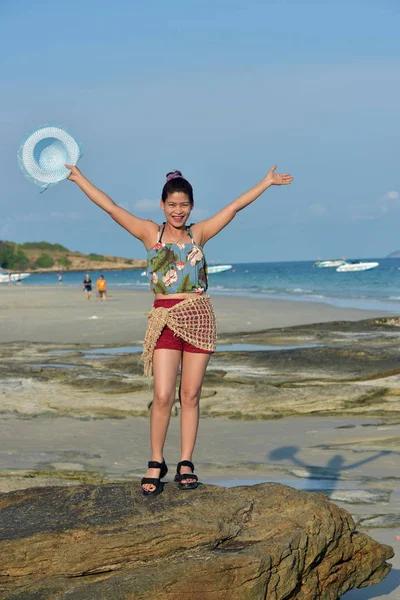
[166,170,183,182]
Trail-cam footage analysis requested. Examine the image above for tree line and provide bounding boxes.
[0,241,74,270]
[0,241,130,271]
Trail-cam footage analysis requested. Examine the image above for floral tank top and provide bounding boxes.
[147,224,208,295]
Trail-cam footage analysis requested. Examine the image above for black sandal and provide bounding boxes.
[141,460,168,496]
[174,460,199,490]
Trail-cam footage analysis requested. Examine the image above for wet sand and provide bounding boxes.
[0,285,392,344]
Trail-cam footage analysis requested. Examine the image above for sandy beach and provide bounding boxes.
[0,285,393,344]
[0,285,399,599]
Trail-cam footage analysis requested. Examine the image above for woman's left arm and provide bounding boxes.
[195,165,293,245]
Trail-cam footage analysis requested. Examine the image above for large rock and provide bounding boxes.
[0,482,393,600]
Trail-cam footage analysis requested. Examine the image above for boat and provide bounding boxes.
[336,261,379,272]
[0,270,30,283]
[207,265,232,274]
[314,259,346,268]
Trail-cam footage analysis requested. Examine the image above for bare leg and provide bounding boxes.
[178,352,211,484]
[142,349,181,492]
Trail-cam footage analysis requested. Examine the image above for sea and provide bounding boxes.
[13,257,400,314]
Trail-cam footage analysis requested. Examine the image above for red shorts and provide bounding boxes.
[154,299,213,354]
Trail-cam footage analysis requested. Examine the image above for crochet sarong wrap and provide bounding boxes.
[142,294,216,378]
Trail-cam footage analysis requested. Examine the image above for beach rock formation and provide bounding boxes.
[0,482,393,599]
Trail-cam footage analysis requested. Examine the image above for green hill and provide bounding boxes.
[0,241,145,272]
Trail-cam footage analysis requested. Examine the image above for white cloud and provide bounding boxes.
[351,190,400,221]
[379,190,400,215]
[309,203,326,217]
[132,199,160,212]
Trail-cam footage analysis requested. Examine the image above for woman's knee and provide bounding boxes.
[180,389,201,408]
[152,390,175,410]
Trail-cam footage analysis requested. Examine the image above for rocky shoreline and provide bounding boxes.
[1,316,399,421]
[1,316,399,517]
[0,314,399,598]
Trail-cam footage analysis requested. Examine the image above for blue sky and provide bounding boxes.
[1,0,400,263]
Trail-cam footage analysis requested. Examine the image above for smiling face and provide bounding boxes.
[161,192,193,228]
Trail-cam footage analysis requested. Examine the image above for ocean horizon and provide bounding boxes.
[6,257,400,314]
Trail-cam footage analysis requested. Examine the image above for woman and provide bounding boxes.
[66,164,293,495]
[83,273,92,300]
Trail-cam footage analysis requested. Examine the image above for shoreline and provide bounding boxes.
[9,280,400,315]
[0,285,395,345]
[6,255,400,317]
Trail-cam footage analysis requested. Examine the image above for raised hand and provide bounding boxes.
[65,164,82,182]
[265,165,293,186]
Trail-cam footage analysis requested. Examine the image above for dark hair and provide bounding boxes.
[162,170,194,205]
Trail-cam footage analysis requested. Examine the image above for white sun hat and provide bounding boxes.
[17,124,82,190]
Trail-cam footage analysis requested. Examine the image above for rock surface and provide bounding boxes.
[1,317,399,421]
[0,482,393,600]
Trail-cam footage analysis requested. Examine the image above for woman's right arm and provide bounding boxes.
[66,165,156,244]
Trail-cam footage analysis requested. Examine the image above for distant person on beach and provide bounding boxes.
[57,272,63,285]
[97,274,107,300]
[67,163,293,496]
[83,274,92,300]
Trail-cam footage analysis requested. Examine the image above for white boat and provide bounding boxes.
[140,271,147,277]
[208,265,232,274]
[314,259,346,268]
[0,271,30,283]
[336,261,379,272]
